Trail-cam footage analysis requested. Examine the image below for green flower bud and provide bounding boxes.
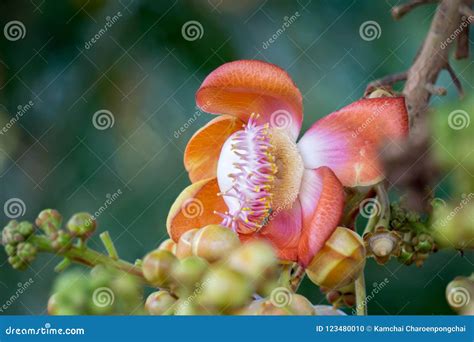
[227,241,278,283]
[47,294,58,315]
[142,250,178,287]
[198,267,252,310]
[398,245,414,265]
[66,213,96,238]
[2,220,26,245]
[145,291,177,315]
[16,242,37,263]
[36,209,62,236]
[192,224,240,263]
[8,255,24,269]
[51,231,73,251]
[172,256,208,292]
[5,244,16,256]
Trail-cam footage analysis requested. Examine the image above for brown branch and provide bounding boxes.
[455,0,472,59]
[365,72,407,95]
[403,0,464,131]
[445,63,465,97]
[380,0,465,212]
[392,0,439,20]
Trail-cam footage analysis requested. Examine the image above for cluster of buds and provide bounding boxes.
[2,220,36,270]
[142,224,285,315]
[142,224,330,315]
[48,265,143,315]
[1,209,98,271]
[388,202,437,267]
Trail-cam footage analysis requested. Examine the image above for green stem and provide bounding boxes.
[100,231,119,260]
[278,263,293,288]
[355,272,367,315]
[29,235,146,282]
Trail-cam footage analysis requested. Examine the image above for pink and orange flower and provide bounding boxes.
[167,60,408,266]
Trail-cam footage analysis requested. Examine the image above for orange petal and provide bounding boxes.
[196,60,303,140]
[298,97,409,187]
[298,167,345,266]
[166,178,226,242]
[184,115,244,183]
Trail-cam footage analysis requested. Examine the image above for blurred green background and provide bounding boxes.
[0,0,472,315]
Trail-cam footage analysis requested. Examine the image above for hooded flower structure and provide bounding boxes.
[167,60,408,266]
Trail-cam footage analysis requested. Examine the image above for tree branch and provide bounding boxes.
[392,0,439,20]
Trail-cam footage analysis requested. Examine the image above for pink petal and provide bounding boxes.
[297,97,409,187]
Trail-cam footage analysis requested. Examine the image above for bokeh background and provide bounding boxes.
[0,0,472,315]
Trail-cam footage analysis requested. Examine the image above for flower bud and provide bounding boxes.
[314,305,346,316]
[227,241,278,288]
[171,256,208,292]
[47,294,58,315]
[66,213,96,238]
[192,225,240,263]
[142,250,178,287]
[51,231,73,251]
[175,229,198,259]
[16,242,37,263]
[158,239,177,254]
[36,209,62,236]
[145,291,177,315]
[306,227,366,289]
[239,294,314,315]
[198,266,252,310]
[364,228,401,265]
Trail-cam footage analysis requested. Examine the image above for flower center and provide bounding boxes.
[216,115,304,234]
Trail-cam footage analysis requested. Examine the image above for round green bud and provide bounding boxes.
[47,294,58,315]
[142,250,178,287]
[145,291,177,315]
[192,224,240,263]
[17,221,34,237]
[66,213,96,238]
[227,241,278,286]
[16,242,37,263]
[36,209,62,236]
[5,244,16,256]
[52,231,73,251]
[198,267,252,310]
[172,256,209,292]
